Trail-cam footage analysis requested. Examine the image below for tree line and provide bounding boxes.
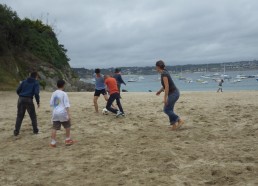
[0,4,69,69]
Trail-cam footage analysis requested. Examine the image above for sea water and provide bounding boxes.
[121,70,258,92]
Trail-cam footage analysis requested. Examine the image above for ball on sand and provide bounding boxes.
[102,108,109,115]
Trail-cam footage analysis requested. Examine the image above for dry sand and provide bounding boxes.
[0,91,258,186]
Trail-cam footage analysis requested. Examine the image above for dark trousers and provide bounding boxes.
[106,93,124,114]
[15,97,38,133]
[117,84,122,98]
[117,84,121,93]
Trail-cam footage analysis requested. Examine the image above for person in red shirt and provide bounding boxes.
[104,75,125,117]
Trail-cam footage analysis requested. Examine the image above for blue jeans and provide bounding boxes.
[163,90,180,125]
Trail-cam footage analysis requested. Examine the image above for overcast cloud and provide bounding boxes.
[1,0,258,68]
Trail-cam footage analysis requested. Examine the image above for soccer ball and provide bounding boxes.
[102,108,109,115]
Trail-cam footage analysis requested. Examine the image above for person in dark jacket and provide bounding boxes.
[14,72,40,136]
[113,68,126,96]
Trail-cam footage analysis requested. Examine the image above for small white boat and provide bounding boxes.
[201,81,208,84]
[138,76,145,80]
[231,79,242,83]
[221,74,231,79]
[212,78,221,82]
[128,78,137,82]
[213,73,220,76]
[221,64,231,79]
[178,76,186,80]
[185,78,193,83]
[200,74,211,79]
[236,75,248,79]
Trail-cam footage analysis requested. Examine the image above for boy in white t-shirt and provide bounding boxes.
[49,80,74,147]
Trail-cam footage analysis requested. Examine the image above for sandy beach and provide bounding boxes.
[0,91,258,186]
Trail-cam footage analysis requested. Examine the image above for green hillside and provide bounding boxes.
[0,4,91,91]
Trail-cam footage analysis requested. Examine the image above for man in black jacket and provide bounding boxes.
[14,72,40,136]
[113,68,126,96]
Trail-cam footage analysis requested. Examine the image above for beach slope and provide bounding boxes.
[0,91,258,185]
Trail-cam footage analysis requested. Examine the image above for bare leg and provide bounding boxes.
[50,129,57,147]
[103,94,108,101]
[94,96,99,112]
[170,118,184,131]
[171,124,177,130]
[65,128,71,139]
[64,127,74,146]
[177,118,184,129]
[51,129,57,141]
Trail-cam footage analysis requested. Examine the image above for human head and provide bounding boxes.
[30,72,38,79]
[155,60,165,72]
[57,79,65,89]
[114,68,120,73]
[95,68,101,74]
[104,75,110,79]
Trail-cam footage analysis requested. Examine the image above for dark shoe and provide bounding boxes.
[33,129,39,134]
[116,111,123,117]
[14,130,19,136]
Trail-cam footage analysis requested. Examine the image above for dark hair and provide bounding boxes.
[156,60,165,69]
[114,68,120,73]
[95,68,100,74]
[30,72,38,79]
[57,79,65,88]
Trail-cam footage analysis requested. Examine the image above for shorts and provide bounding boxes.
[52,120,71,130]
[94,89,107,97]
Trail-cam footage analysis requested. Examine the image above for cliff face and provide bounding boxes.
[0,52,77,91]
[0,4,94,91]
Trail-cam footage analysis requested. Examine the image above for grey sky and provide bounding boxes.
[1,0,258,68]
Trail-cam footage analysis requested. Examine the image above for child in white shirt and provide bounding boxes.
[50,80,74,147]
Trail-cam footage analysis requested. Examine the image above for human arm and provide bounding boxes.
[118,75,126,85]
[16,81,23,95]
[163,77,169,105]
[104,79,109,93]
[50,93,54,107]
[156,87,164,96]
[34,82,40,108]
[66,107,71,120]
[64,93,71,120]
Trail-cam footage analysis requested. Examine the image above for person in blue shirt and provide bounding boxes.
[14,72,40,136]
[93,68,109,113]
